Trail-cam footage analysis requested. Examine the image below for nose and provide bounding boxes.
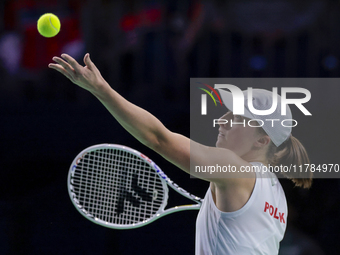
[218,112,232,130]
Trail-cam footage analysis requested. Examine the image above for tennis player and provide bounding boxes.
[49,53,312,255]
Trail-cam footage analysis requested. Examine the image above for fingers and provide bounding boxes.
[49,54,85,82]
[48,63,74,81]
[51,56,76,77]
[60,53,83,73]
[84,53,96,71]
[49,53,96,84]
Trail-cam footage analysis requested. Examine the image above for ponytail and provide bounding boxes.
[257,127,313,189]
[268,135,313,189]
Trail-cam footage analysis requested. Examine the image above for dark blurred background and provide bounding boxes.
[0,0,340,254]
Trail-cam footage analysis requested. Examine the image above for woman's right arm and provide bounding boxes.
[48,53,254,184]
[49,53,193,171]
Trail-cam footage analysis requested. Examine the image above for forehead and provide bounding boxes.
[223,111,251,120]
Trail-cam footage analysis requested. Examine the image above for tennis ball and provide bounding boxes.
[37,13,61,38]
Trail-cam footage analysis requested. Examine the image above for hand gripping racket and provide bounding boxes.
[68,144,203,229]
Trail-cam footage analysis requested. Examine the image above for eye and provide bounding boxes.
[234,115,242,120]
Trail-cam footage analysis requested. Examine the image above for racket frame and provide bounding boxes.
[68,144,203,229]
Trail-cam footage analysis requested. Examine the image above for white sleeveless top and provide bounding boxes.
[195,162,287,255]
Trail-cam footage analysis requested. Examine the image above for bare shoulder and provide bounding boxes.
[154,132,256,184]
[195,145,257,212]
[154,131,256,212]
[190,140,256,182]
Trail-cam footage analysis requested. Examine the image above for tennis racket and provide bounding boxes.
[68,144,203,229]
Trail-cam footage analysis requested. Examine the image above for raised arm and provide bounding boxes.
[49,54,191,170]
[48,53,254,184]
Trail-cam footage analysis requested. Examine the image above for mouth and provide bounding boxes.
[218,129,225,137]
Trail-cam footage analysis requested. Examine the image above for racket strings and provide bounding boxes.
[70,148,165,225]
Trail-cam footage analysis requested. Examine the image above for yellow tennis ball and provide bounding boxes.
[37,13,61,38]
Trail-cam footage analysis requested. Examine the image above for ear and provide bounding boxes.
[254,135,271,148]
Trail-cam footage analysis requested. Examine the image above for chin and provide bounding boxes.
[216,140,227,149]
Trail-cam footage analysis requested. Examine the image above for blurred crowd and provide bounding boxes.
[1,0,338,105]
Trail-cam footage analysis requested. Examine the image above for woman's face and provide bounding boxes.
[216,111,260,157]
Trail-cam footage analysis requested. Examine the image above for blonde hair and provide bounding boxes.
[258,129,313,189]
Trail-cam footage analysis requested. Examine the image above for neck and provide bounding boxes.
[241,150,268,165]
